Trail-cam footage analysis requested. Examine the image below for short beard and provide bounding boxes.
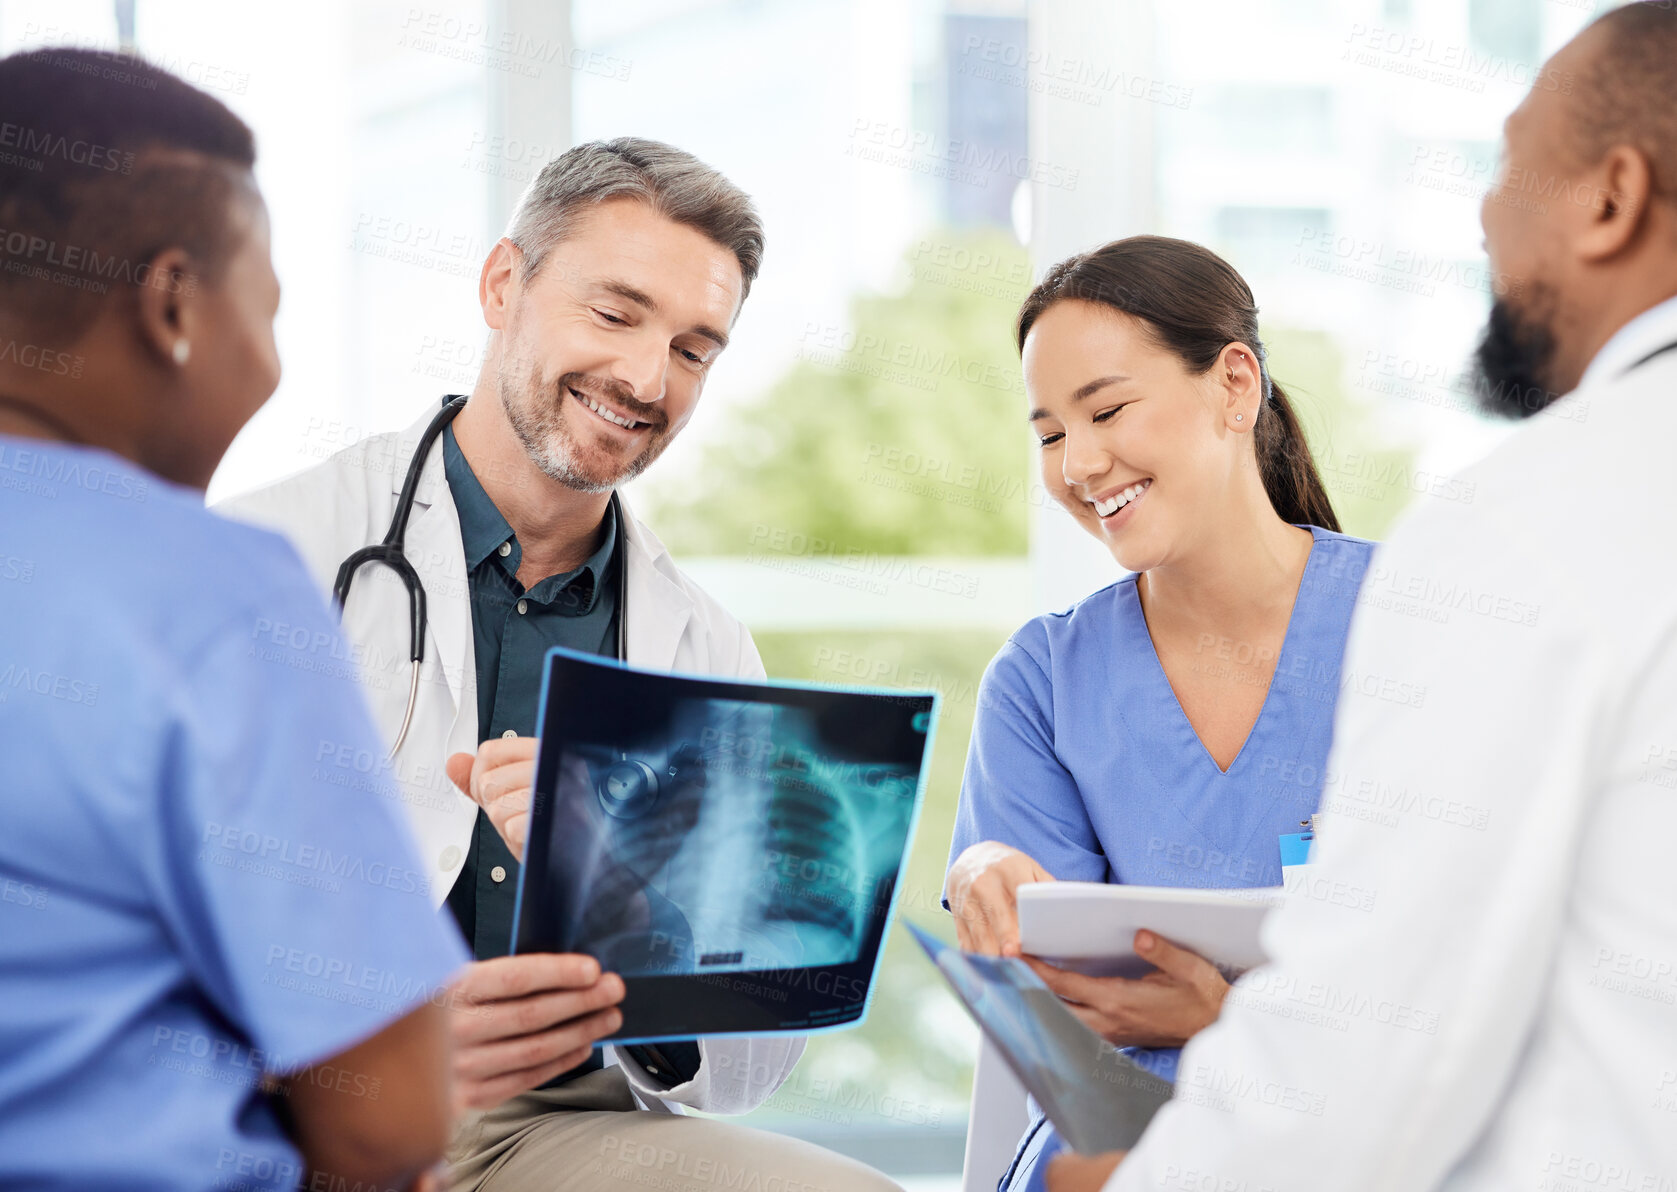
[497,366,668,493]
[1470,285,1566,420]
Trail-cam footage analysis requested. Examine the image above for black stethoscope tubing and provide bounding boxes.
[333,394,627,756]
[1626,338,1677,374]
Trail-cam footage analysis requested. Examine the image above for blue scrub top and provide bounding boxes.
[947,525,1373,1186]
[0,439,469,1191]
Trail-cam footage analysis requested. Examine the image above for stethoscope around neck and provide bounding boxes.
[332,394,628,758]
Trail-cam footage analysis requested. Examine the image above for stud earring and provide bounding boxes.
[172,340,191,366]
[1235,413,1244,422]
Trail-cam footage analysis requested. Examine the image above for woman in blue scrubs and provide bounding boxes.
[945,236,1375,1190]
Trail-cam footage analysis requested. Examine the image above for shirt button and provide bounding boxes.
[490,865,507,883]
[516,598,529,615]
[498,541,512,557]
[501,729,517,739]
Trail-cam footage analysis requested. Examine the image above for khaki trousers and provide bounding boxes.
[445,1067,904,1192]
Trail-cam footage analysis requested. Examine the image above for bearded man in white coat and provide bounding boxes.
[222,138,899,1192]
[1047,5,1677,1190]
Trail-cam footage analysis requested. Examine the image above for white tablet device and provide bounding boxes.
[1017,882,1282,978]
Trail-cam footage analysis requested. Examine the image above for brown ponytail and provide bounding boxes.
[1253,379,1339,531]
[1015,235,1340,534]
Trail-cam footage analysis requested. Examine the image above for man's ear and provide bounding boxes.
[133,246,198,368]
[1576,144,1654,264]
[480,238,522,331]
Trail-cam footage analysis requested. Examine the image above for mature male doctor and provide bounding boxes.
[223,139,897,1192]
[1047,5,1677,1189]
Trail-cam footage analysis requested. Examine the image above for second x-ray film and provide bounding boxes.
[907,922,1173,1154]
[512,648,937,1040]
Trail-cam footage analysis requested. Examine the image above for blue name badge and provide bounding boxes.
[1278,831,1314,868]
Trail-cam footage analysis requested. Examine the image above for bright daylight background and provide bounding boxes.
[0,0,1621,1183]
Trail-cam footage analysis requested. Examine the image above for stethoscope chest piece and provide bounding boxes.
[598,758,662,818]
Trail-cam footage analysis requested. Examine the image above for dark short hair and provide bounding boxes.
[0,47,257,343]
[1573,4,1677,202]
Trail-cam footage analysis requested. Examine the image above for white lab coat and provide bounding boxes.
[1110,298,1677,1190]
[218,403,803,1116]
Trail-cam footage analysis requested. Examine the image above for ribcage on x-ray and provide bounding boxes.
[760,769,865,941]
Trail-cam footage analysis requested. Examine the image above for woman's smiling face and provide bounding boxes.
[1022,299,1252,573]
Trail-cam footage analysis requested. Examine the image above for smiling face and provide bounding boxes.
[1023,300,1256,572]
[489,197,743,492]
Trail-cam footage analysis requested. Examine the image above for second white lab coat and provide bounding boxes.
[219,402,803,1116]
[1108,302,1677,1188]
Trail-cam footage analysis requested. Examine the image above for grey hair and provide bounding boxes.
[505,136,764,302]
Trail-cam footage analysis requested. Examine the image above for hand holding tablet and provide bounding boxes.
[1016,881,1281,980]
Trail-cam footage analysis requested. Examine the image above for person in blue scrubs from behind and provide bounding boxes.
[0,49,469,1191]
[944,237,1376,1191]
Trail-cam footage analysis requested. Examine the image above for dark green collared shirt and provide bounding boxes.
[441,423,619,958]
[440,418,699,1090]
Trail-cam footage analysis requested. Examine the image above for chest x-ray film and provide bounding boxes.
[512,647,937,1040]
[906,922,1172,1154]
